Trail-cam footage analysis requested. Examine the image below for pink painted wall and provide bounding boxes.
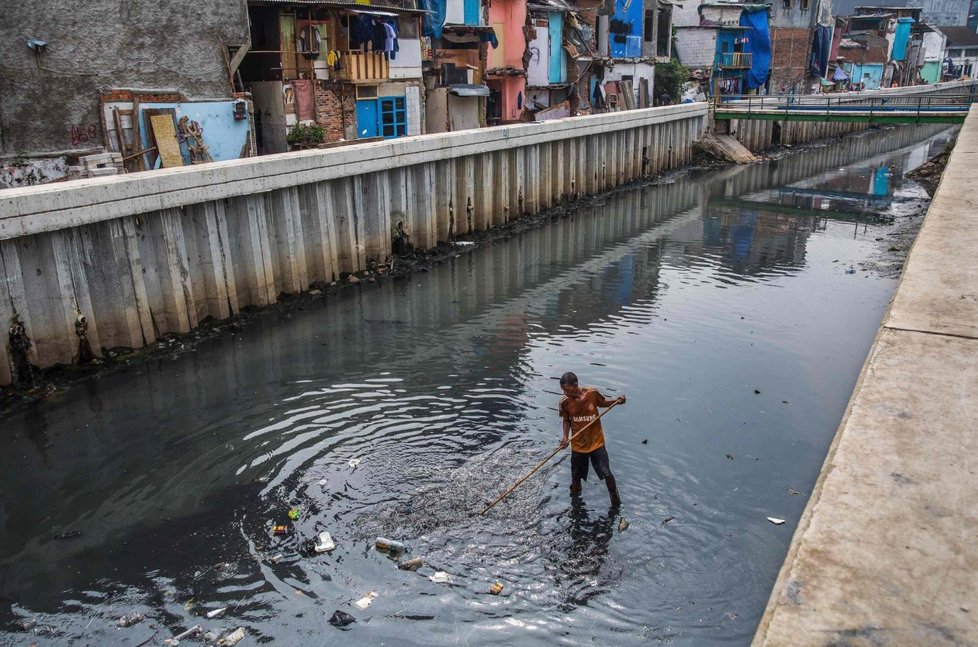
[488,0,527,120]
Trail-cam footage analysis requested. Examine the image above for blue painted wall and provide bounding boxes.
[464,0,480,25]
[548,12,566,83]
[609,0,643,58]
[844,62,884,90]
[892,18,913,61]
[137,101,250,166]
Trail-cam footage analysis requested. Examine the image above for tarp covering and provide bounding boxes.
[738,8,771,90]
[421,0,446,39]
[831,65,849,82]
[809,24,832,77]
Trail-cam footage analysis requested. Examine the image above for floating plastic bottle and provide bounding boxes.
[375,536,406,554]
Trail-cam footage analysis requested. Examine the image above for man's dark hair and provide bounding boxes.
[559,372,578,386]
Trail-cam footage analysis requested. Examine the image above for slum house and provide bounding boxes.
[423,0,496,132]
[486,0,529,122]
[939,26,978,79]
[524,0,574,118]
[834,0,969,28]
[595,0,659,109]
[0,0,253,188]
[768,0,834,94]
[241,0,427,151]
[837,32,890,89]
[852,6,921,86]
[675,3,771,97]
[918,24,946,83]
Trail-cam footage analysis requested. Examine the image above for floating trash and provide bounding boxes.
[489,582,504,595]
[398,557,424,571]
[329,610,356,628]
[618,517,630,532]
[349,458,361,468]
[354,592,378,609]
[216,627,247,646]
[453,241,476,247]
[206,607,227,619]
[375,537,406,555]
[767,517,786,525]
[117,612,144,628]
[318,478,328,486]
[272,525,289,535]
[170,625,202,643]
[430,572,450,584]
[288,507,300,520]
[270,553,284,564]
[315,532,336,553]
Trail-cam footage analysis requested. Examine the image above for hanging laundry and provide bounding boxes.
[350,15,375,50]
[292,79,316,121]
[382,20,399,59]
[478,29,499,50]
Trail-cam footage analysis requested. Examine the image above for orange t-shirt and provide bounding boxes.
[559,388,615,453]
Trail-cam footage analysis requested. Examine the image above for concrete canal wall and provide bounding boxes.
[730,80,976,152]
[753,106,978,646]
[0,104,708,385]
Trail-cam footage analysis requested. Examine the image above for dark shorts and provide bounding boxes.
[571,445,612,482]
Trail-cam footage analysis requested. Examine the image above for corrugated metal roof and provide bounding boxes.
[939,26,978,48]
[448,84,490,96]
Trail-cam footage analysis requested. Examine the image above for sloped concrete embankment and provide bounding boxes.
[753,106,978,646]
[0,105,708,386]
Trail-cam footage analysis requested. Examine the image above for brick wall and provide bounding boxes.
[315,84,355,142]
[770,27,813,93]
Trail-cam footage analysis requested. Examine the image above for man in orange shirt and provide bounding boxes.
[558,372,626,506]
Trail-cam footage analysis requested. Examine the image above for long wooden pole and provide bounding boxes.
[479,401,620,515]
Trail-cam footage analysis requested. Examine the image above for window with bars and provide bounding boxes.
[380,97,407,138]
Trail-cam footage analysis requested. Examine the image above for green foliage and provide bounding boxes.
[655,60,688,106]
[287,123,326,146]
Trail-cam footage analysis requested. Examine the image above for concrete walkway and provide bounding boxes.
[753,108,978,645]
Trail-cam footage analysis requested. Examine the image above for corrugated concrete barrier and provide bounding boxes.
[753,106,978,645]
[0,104,708,385]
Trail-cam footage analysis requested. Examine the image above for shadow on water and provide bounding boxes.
[0,124,957,646]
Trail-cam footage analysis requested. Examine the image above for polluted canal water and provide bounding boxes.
[0,126,956,646]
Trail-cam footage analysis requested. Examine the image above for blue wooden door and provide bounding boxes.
[464,0,479,25]
[356,100,378,138]
[548,13,565,83]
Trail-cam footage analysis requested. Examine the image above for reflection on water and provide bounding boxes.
[0,125,955,646]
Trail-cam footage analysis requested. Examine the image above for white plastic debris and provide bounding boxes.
[206,607,227,619]
[318,478,328,486]
[172,625,202,641]
[270,553,284,564]
[453,241,475,247]
[314,532,336,553]
[117,612,145,628]
[348,458,361,468]
[767,517,786,525]
[217,627,247,646]
[354,591,378,609]
[429,571,451,583]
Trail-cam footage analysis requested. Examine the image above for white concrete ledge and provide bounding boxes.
[0,104,708,240]
[753,105,978,646]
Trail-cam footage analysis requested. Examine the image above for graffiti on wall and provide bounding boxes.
[68,124,99,147]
